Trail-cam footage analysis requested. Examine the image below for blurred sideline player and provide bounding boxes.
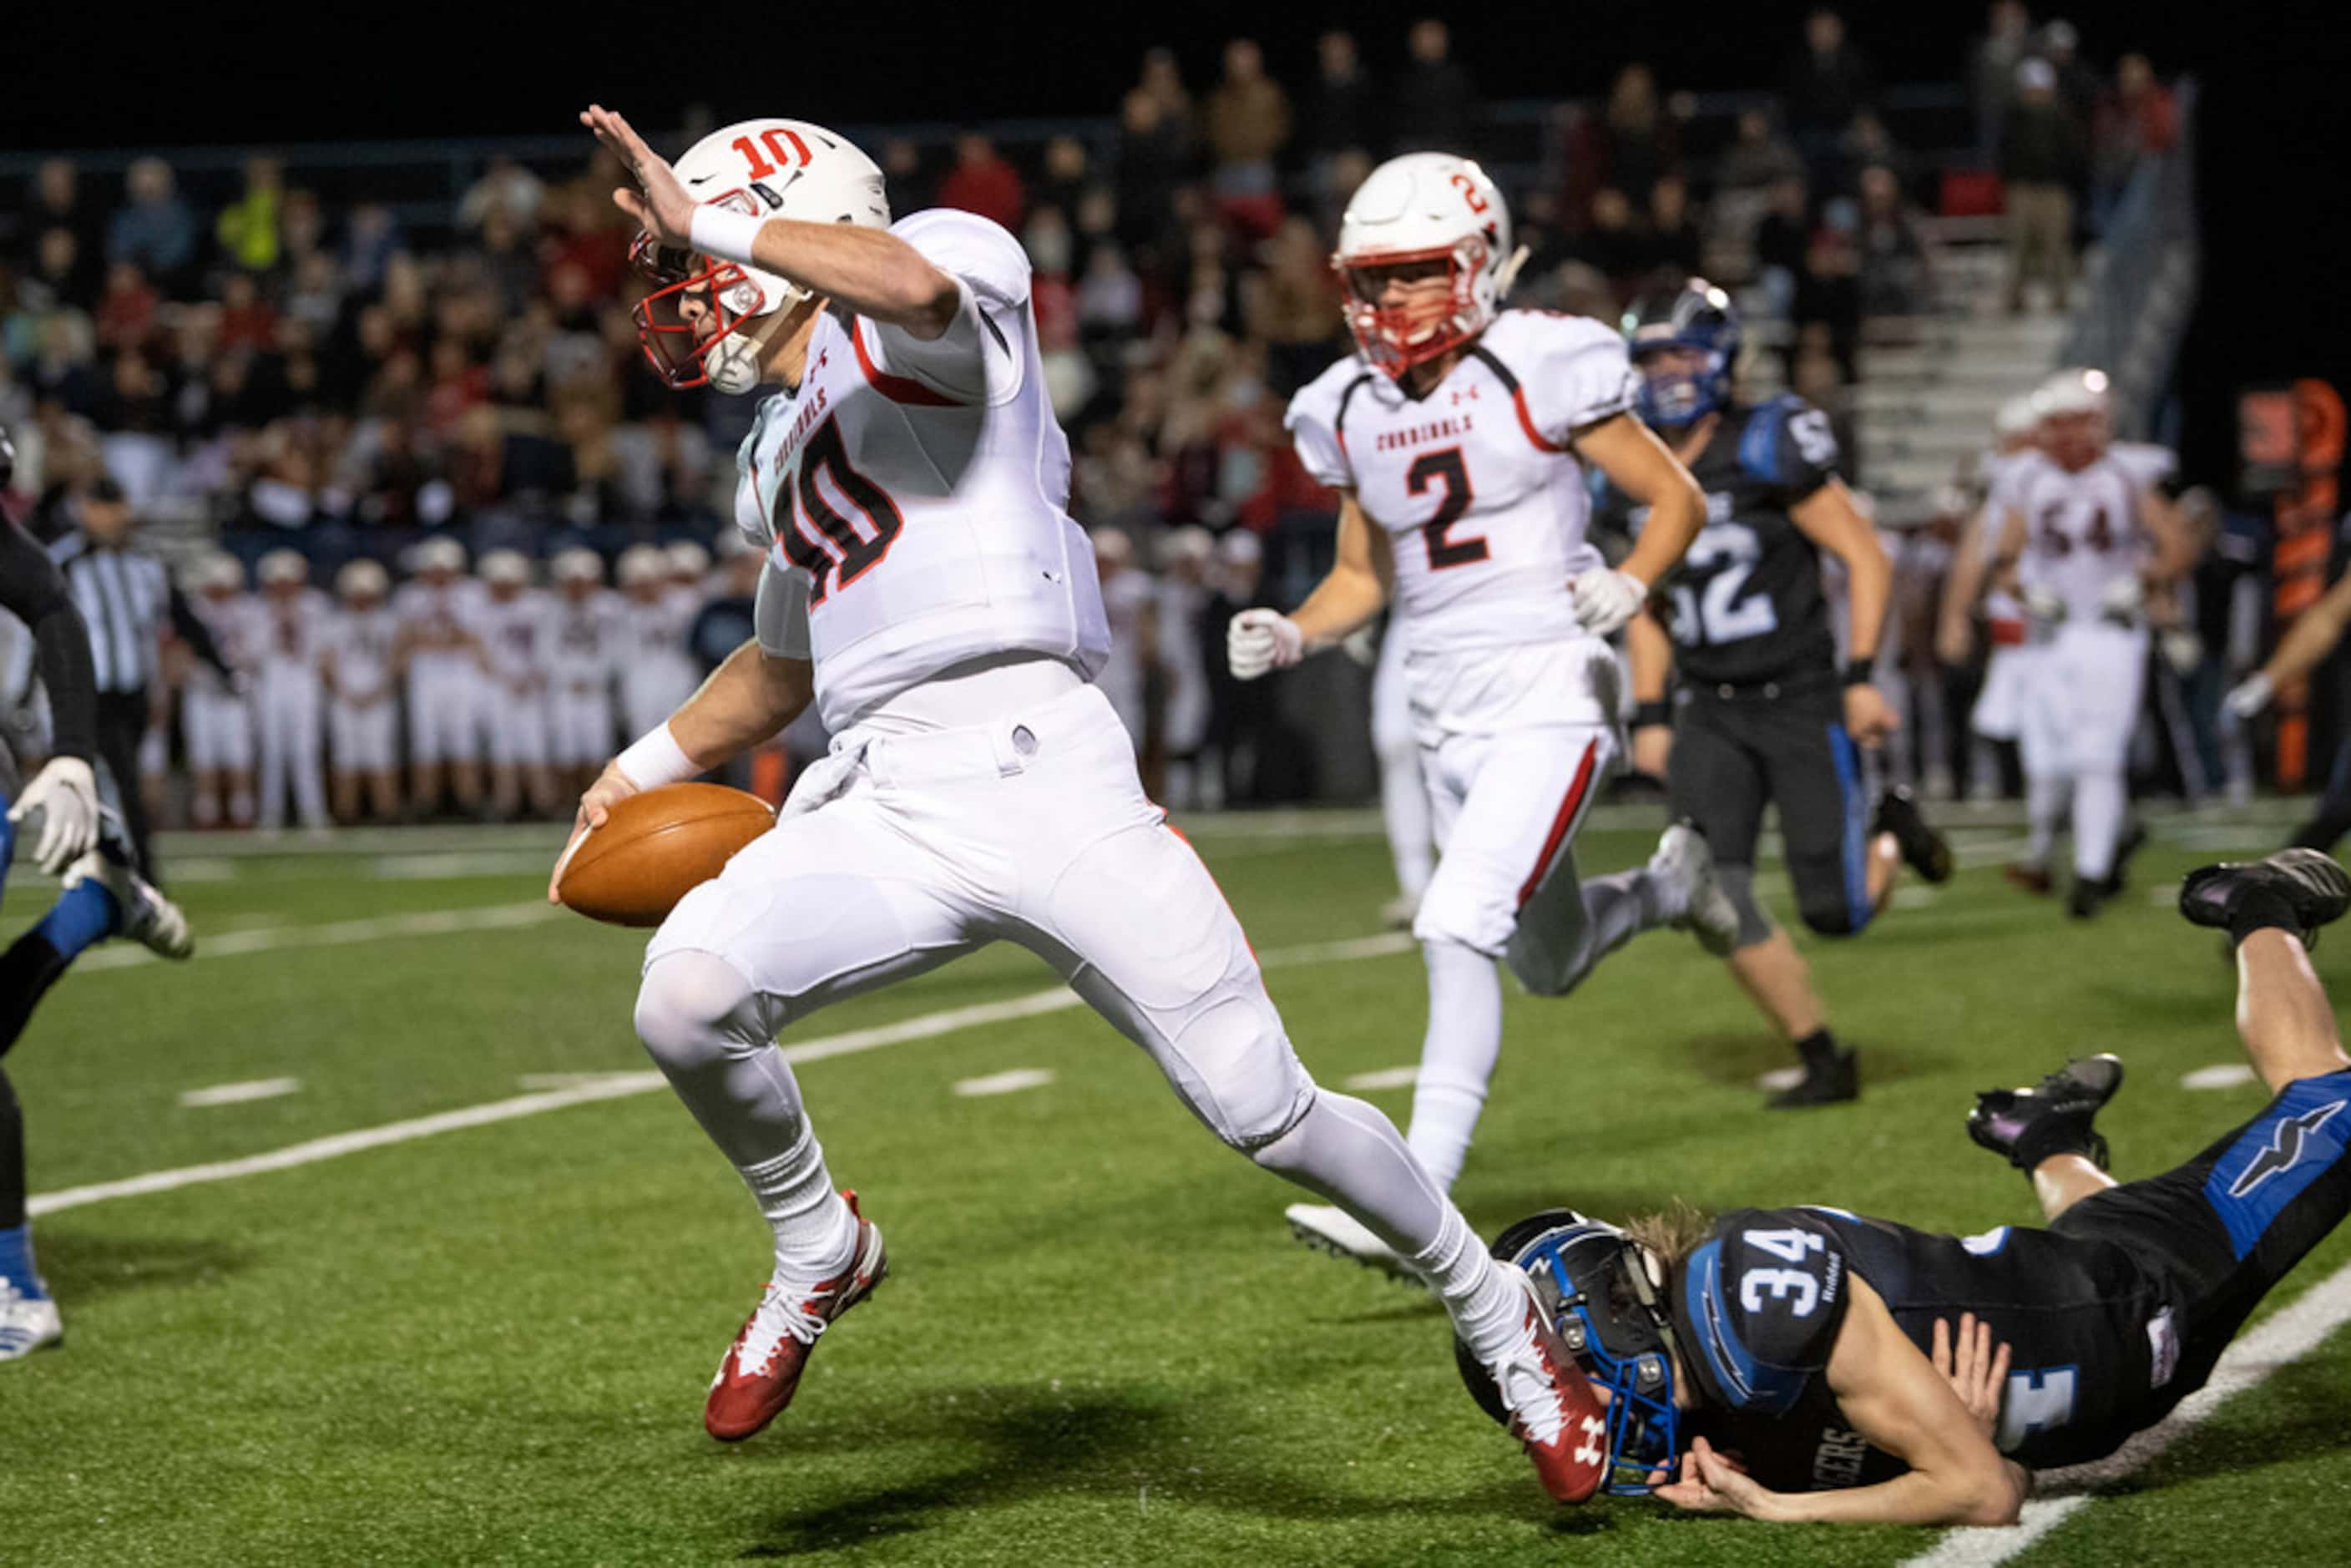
[551,108,1610,1501]
[1459,847,2351,1525]
[2222,533,2351,851]
[1156,527,1216,811]
[180,552,259,828]
[253,549,331,835]
[1937,393,2045,806]
[394,537,487,815]
[1229,152,1731,1260]
[1945,368,2190,916]
[547,548,622,799]
[321,559,402,823]
[0,425,192,1360]
[1600,282,1952,1109]
[477,549,560,820]
[1363,614,1434,927]
[616,544,698,740]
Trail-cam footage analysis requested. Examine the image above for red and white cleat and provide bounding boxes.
[1481,1271,1612,1503]
[703,1190,887,1442]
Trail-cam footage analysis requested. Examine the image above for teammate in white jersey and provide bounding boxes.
[180,553,259,829]
[546,548,622,797]
[1090,527,1158,765]
[1227,153,1728,1250]
[252,550,331,834]
[474,550,559,820]
[393,537,488,815]
[322,559,402,823]
[1156,527,1216,809]
[549,108,1612,1504]
[615,544,700,738]
[1951,369,2192,917]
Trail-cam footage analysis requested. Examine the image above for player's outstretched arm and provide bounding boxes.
[1792,479,1898,743]
[1573,414,1706,602]
[1666,1277,2027,1525]
[1230,495,1390,680]
[2232,569,2351,718]
[582,104,959,339]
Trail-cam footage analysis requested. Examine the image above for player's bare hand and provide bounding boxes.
[1930,1313,2011,1441]
[1632,723,1672,781]
[1655,1437,1782,1520]
[1934,623,1973,669]
[549,761,640,903]
[580,104,695,247]
[1844,681,1899,746]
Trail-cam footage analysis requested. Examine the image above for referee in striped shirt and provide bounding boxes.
[49,478,231,875]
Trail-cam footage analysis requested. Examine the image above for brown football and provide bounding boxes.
[556,782,775,928]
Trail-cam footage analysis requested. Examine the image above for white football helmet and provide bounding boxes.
[2034,367,2113,469]
[257,549,309,587]
[189,550,245,595]
[665,539,710,582]
[616,544,668,590]
[478,549,531,589]
[336,558,390,602]
[632,118,891,395]
[1333,152,1524,377]
[550,547,604,585]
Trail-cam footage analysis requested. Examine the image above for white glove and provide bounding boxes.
[1570,569,1649,637]
[1227,609,1304,681]
[9,756,102,875]
[2022,584,2068,626]
[2226,671,2275,720]
[2160,629,2203,677]
[2099,573,2146,624]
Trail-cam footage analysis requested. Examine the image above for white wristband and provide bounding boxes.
[688,205,767,269]
[614,722,699,790]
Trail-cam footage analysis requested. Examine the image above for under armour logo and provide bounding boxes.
[2228,1100,2346,1198]
[1573,1414,1606,1468]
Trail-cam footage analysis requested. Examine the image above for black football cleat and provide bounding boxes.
[2066,875,2114,921]
[1767,1048,1858,1110]
[1968,1054,2124,1171]
[1873,787,1953,884]
[2179,848,2351,950]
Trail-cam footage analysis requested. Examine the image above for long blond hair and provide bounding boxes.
[1620,1201,1713,1275]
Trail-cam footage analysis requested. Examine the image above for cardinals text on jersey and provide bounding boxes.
[731,210,1110,731]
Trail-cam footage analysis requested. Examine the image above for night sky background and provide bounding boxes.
[10,0,2348,492]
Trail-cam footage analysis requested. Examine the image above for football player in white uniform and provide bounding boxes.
[251,550,331,835]
[615,544,700,738]
[547,548,623,797]
[322,559,402,823]
[1227,154,1727,1253]
[1939,394,2045,817]
[393,537,488,815]
[549,108,1611,1503]
[476,549,559,820]
[1953,369,2192,917]
[180,552,259,829]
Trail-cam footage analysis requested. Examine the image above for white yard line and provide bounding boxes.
[1899,1258,2351,1568]
[76,901,565,970]
[954,1069,1055,1097]
[178,1078,302,1108]
[2182,1064,2258,1091]
[28,927,1422,1218]
[1343,1066,1420,1091]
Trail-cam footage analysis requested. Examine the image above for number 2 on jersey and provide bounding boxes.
[777,416,905,603]
[1408,447,1489,569]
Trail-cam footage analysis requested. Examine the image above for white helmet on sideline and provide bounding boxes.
[630,119,891,395]
[336,559,390,601]
[1333,152,1523,378]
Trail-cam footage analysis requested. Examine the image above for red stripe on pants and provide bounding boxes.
[1514,741,1600,911]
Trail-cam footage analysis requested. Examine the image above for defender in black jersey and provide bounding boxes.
[0,427,194,1359]
[1594,282,1950,1109]
[1459,848,2351,1525]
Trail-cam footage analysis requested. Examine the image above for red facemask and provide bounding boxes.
[1337,238,1487,379]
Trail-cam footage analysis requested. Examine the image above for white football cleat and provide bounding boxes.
[1284,1203,1418,1285]
[63,852,194,960]
[1651,821,1738,957]
[0,1280,62,1362]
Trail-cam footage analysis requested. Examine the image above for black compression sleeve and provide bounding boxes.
[0,521,100,762]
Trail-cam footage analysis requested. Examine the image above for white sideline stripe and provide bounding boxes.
[954,1068,1054,1097]
[1344,1066,1420,1091]
[178,1077,302,1108]
[76,901,565,970]
[2182,1063,2258,1091]
[28,927,1423,1219]
[1899,1258,2351,1568]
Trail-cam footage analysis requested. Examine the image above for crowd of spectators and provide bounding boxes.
[0,8,2208,816]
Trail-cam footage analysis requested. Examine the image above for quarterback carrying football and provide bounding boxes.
[552,106,1610,1503]
[1227,152,1732,1259]
[1461,849,2351,1525]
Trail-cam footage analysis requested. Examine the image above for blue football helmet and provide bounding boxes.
[1454,1210,1684,1496]
[1624,279,1741,429]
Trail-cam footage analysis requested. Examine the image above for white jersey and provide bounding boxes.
[734,209,1110,731]
[1287,311,1635,655]
[478,590,554,690]
[393,578,488,681]
[1095,567,1155,740]
[2009,450,2159,628]
[550,589,624,695]
[1978,448,2044,631]
[188,593,264,692]
[255,589,331,684]
[325,605,400,701]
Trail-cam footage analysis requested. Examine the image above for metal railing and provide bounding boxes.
[2062,79,2199,443]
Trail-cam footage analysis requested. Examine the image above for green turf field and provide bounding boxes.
[3,804,2348,1565]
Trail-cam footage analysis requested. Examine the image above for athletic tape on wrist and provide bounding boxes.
[615,722,698,790]
[688,205,766,269]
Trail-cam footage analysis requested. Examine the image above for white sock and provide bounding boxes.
[2026,773,2067,867]
[1409,1206,1525,1363]
[1406,940,1503,1189]
[2073,771,2128,882]
[741,1127,857,1281]
[1381,745,1434,901]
